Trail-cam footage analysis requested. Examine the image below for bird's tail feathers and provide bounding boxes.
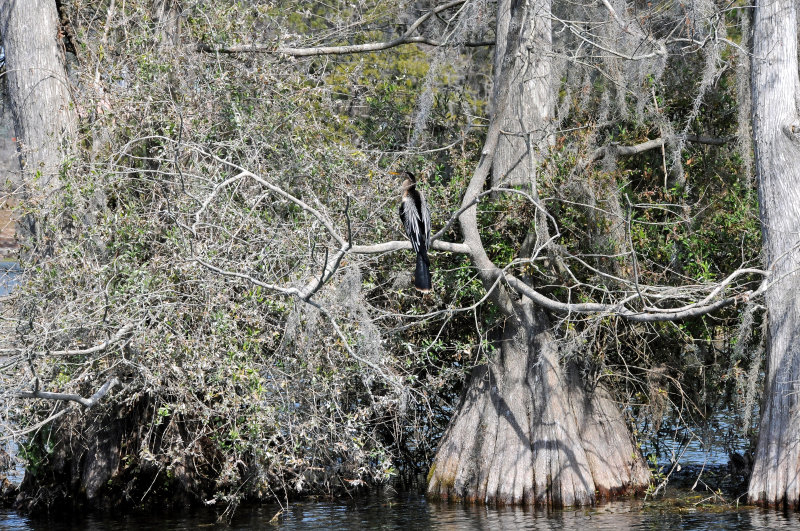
[414,251,432,292]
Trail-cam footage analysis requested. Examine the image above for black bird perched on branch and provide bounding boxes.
[396,171,432,292]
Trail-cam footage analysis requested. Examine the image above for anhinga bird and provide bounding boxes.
[396,171,432,292]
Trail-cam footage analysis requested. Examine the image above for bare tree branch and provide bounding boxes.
[51,322,134,356]
[195,1,494,57]
[597,0,666,55]
[19,377,120,408]
[196,36,494,55]
[504,272,764,322]
[578,134,734,173]
[0,408,70,441]
[193,158,347,248]
[3,322,135,357]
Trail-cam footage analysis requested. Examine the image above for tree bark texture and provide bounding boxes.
[0,0,76,193]
[491,0,554,189]
[153,0,182,47]
[428,306,650,505]
[747,0,800,508]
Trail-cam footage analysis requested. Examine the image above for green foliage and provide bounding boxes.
[18,431,54,479]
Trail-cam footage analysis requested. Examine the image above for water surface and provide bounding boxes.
[3,492,799,530]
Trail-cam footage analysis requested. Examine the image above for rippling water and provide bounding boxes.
[2,493,799,530]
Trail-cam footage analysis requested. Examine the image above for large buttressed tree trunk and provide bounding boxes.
[747,0,800,508]
[0,0,76,194]
[428,1,650,504]
[428,305,650,504]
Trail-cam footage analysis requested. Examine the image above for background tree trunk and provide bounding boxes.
[0,0,76,493]
[747,0,800,508]
[491,0,554,189]
[0,0,76,194]
[428,304,650,504]
[153,0,182,47]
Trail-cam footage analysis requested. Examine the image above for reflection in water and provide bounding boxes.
[3,493,798,530]
[641,407,756,469]
[238,496,800,530]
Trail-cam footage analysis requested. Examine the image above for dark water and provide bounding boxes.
[2,493,799,530]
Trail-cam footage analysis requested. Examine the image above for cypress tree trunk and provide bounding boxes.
[0,0,76,191]
[1,0,76,251]
[491,0,554,189]
[428,305,649,505]
[747,0,800,508]
[428,0,650,505]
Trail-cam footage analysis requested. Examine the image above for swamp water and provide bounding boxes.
[2,491,800,530]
